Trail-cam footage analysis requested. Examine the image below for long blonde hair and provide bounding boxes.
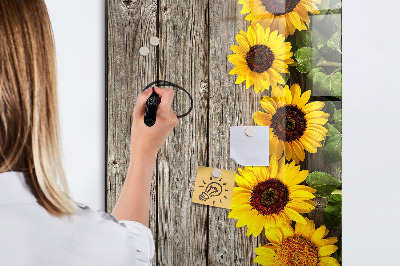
[0,0,77,216]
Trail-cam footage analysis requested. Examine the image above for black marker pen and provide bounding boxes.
[144,88,159,127]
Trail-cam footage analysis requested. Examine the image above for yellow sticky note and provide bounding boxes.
[192,166,236,209]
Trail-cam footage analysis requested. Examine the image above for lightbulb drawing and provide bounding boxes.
[199,182,222,201]
[198,176,229,206]
[192,166,236,209]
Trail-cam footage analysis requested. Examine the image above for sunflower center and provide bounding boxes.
[261,189,278,206]
[246,44,275,73]
[276,236,319,266]
[270,105,307,142]
[260,0,301,16]
[250,178,289,215]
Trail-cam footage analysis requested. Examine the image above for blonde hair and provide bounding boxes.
[0,0,77,216]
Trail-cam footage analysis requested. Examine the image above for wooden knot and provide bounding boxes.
[123,0,133,7]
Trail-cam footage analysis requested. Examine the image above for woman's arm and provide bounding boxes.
[111,87,178,226]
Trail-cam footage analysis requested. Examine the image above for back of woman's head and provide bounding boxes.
[0,0,77,216]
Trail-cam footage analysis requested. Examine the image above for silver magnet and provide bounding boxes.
[150,36,159,46]
[139,46,149,56]
[245,127,255,137]
[211,168,222,178]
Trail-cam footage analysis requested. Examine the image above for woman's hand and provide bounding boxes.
[130,87,179,160]
[111,87,178,225]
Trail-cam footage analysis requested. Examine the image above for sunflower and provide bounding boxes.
[228,155,316,237]
[254,218,340,266]
[239,0,321,37]
[254,83,329,164]
[228,23,294,93]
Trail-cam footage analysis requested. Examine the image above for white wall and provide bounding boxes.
[344,0,400,265]
[46,1,105,211]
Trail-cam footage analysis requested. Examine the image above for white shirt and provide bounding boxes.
[0,171,155,266]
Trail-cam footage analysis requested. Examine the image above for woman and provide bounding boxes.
[0,0,178,265]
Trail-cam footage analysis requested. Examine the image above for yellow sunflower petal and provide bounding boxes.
[254,111,271,126]
[290,190,315,200]
[285,169,309,186]
[230,44,246,55]
[286,201,314,213]
[284,85,292,104]
[236,33,250,51]
[248,26,256,46]
[232,187,252,196]
[235,75,246,84]
[317,237,338,247]
[302,101,325,113]
[290,83,302,105]
[319,245,338,257]
[264,227,283,245]
[253,256,275,266]
[228,204,253,219]
[299,137,319,153]
[319,257,340,266]
[291,140,306,162]
[290,185,316,194]
[289,11,302,30]
[305,111,328,119]
[255,246,276,258]
[251,215,266,237]
[283,207,307,224]
[230,194,251,208]
[307,118,329,125]
[260,96,277,114]
[269,155,279,178]
[284,141,294,161]
[311,225,327,244]
[297,90,311,109]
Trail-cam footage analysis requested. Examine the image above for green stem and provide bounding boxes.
[331,189,342,195]
[317,61,342,68]
[332,67,342,74]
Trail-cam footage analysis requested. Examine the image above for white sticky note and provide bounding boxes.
[230,126,269,166]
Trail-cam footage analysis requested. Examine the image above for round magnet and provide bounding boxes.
[211,168,222,178]
[150,36,159,46]
[139,46,149,56]
[245,127,255,137]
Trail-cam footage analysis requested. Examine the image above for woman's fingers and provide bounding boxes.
[133,87,178,128]
[154,87,175,108]
[133,88,153,118]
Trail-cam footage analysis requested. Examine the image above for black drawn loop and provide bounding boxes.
[142,80,193,119]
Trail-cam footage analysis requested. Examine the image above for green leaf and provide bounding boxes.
[323,124,342,166]
[319,46,342,62]
[321,13,341,37]
[296,31,312,49]
[327,30,341,51]
[327,71,342,97]
[312,30,328,50]
[324,194,342,228]
[323,100,336,122]
[334,109,342,132]
[295,47,321,73]
[306,171,341,197]
[306,69,342,96]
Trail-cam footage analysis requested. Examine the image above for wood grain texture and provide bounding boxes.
[156,0,209,265]
[106,0,158,264]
